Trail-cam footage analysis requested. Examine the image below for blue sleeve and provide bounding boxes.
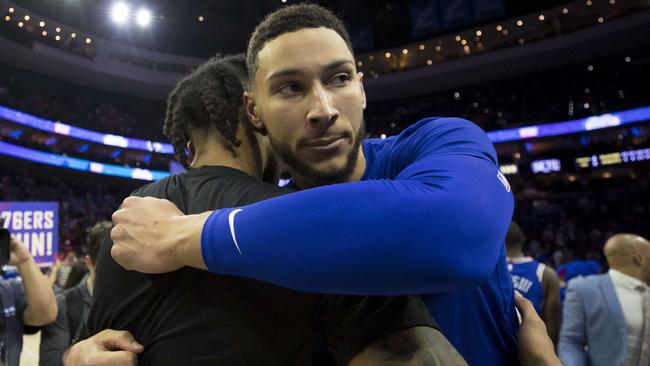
[202,118,514,295]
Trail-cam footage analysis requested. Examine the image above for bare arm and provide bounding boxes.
[11,236,58,326]
[47,259,61,287]
[348,326,468,366]
[541,266,561,345]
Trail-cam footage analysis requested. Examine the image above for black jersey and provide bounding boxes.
[87,166,435,365]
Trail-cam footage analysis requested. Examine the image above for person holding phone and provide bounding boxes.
[0,230,57,366]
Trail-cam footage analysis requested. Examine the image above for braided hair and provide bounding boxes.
[163,54,247,168]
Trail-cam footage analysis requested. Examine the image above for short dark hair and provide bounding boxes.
[246,4,353,87]
[87,221,112,263]
[505,222,526,250]
[163,54,248,167]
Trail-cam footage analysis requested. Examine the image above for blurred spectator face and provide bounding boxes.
[64,251,76,266]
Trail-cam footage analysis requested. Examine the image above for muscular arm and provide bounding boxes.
[348,327,467,366]
[199,119,513,294]
[113,119,514,295]
[541,266,561,345]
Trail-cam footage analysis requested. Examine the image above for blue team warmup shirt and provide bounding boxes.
[201,117,519,365]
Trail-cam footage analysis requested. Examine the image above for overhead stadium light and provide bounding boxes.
[111,2,130,24]
[136,8,151,27]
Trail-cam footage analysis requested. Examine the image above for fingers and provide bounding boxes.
[99,330,144,353]
[111,244,132,270]
[121,196,144,209]
[514,291,533,314]
[91,351,139,366]
[9,234,21,247]
[515,291,548,328]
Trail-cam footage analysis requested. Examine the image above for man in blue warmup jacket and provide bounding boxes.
[109,4,554,365]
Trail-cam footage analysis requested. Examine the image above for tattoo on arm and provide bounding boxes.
[348,326,468,366]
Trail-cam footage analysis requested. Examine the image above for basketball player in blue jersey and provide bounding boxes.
[506,222,561,344]
[110,4,562,365]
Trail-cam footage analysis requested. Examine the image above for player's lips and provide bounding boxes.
[301,135,347,150]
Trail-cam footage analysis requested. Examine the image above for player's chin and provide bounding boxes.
[309,158,353,179]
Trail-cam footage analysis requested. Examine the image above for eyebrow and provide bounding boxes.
[266,59,354,82]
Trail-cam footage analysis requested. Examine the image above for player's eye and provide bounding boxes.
[329,73,351,87]
[278,83,303,96]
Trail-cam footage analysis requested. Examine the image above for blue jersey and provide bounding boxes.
[201,118,519,365]
[508,257,545,314]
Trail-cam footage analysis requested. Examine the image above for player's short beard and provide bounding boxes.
[269,122,365,188]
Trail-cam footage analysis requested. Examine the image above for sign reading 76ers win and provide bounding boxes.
[0,202,59,266]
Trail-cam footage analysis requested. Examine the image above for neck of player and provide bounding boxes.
[190,125,269,181]
[506,248,524,259]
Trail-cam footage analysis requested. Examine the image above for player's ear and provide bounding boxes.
[187,141,195,160]
[244,92,267,135]
[357,72,367,110]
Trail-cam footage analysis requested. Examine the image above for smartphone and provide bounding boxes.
[0,229,10,267]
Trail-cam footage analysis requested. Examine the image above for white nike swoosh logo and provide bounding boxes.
[228,209,243,255]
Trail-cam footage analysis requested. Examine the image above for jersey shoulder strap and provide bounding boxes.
[536,262,546,283]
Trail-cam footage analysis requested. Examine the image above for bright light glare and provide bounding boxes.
[111,2,130,24]
[136,8,151,27]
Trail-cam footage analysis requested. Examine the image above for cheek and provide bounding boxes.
[265,101,305,144]
[334,91,364,126]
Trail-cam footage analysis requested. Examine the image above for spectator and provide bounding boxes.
[0,236,58,366]
[62,261,89,291]
[559,234,650,366]
[39,221,112,366]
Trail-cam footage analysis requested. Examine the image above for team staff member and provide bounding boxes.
[89,54,464,365]
[0,235,57,366]
[111,4,518,365]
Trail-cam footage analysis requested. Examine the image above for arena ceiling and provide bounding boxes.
[11,0,567,58]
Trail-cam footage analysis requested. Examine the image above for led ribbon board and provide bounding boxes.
[1,104,650,181]
[0,105,174,154]
[0,141,170,181]
[2,105,650,151]
[486,106,650,143]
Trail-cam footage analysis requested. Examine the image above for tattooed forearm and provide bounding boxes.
[348,326,468,366]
